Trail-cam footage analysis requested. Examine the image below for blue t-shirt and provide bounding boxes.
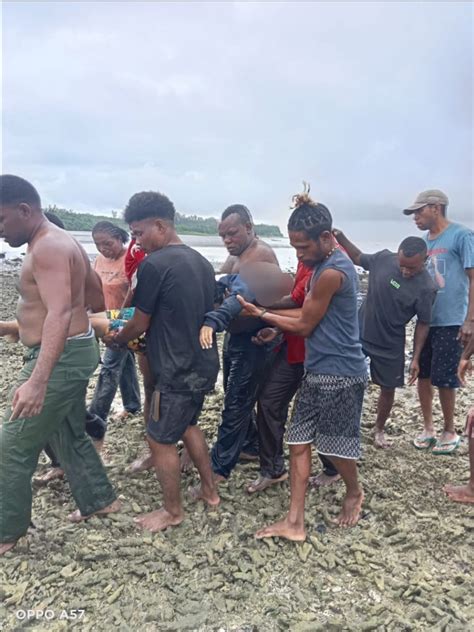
[423,223,474,327]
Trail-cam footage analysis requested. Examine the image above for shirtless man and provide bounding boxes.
[199,205,278,482]
[443,335,474,503]
[0,175,118,555]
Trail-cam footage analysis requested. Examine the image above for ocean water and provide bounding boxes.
[0,219,422,272]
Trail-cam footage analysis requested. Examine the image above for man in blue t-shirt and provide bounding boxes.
[403,189,474,454]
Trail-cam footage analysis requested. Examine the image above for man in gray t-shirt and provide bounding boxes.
[333,232,437,448]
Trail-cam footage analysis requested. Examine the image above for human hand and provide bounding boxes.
[103,331,121,349]
[251,327,279,346]
[408,359,420,386]
[199,325,214,350]
[10,378,47,420]
[457,358,472,387]
[458,320,473,345]
[236,295,263,318]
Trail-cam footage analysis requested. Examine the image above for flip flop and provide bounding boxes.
[432,436,461,455]
[413,435,437,450]
[246,473,288,494]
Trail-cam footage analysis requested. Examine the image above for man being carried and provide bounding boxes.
[403,190,474,454]
[238,189,367,539]
[0,175,118,555]
[105,191,219,532]
[333,232,437,448]
[199,205,278,482]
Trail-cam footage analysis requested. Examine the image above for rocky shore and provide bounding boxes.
[0,267,473,631]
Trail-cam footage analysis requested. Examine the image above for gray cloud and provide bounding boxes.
[3,1,472,226]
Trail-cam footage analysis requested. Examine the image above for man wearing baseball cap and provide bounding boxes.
[403,190,474,454]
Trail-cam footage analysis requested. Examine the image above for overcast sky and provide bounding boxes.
[2,1,473,228]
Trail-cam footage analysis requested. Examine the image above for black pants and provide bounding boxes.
[211,332,272,478]
[257,345,304,478]
[319,453,338,477]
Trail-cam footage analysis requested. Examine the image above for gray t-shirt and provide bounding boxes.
[359,250,437,352]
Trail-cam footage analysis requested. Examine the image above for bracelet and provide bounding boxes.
[260,308,267,317]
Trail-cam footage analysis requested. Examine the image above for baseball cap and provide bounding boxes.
[403,190,449,215]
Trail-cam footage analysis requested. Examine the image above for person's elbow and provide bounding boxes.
[297,322,314,337]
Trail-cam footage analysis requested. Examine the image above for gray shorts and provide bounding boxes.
[362,343,405,389]
[287,373,367,460]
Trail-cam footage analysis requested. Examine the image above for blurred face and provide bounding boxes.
[397,251,426,278]
[218,214,253,256]
[289,230,331,267]
[129,218,167,254]
[412,204,440,231]
[0,204,31,247]
[93,232,124,260]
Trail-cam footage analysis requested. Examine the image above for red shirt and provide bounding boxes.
[124,239,146,283]
[285,262,312,364]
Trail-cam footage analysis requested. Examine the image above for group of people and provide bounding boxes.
[0,174,472,555]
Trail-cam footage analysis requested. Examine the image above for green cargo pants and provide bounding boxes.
[0,335,117,543]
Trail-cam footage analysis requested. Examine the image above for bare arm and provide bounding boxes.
[0,320,20,337]
[267,295,299,310]
[459,268,474,344]
[106,308,151,347]
[237,269,343,337]
[11,246,74,419]
[220,255,237,274]
[408,321,430,385]
[84,266,106,312]
[332,230,362,266]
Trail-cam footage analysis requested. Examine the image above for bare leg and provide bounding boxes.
[134,438,184,532]
[417,379,435,436]
[444,411,474,503]
[185,426,220,506]
[255,443,310,541]
[128,354,154,473]
[180,446,194,473]
[326,455,364,527]
[438,387,456,436]
[374,387,395,448]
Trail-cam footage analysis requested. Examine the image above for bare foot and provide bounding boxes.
[333,489,364,528]
[309,471,341,488]
[180,447,194,473]
[34,467,65,486]
[127,452,154,473]
[374,430,391,449]
[443,483,474,504]
[213,473,227,485]
[68,499,121,523]
[255,516,306,542]
[188,485,220,507]
[116,410,131,421]
[0,542,17,555]
[134,508,184,532]
[246,472,288,494]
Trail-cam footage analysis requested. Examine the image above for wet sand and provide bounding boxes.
[0,266,473,631]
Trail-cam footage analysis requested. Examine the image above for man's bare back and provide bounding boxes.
[17,224,95,347]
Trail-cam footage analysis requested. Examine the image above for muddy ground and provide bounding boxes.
[0,266,473,631]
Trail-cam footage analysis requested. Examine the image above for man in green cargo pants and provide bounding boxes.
[0,174,119,555]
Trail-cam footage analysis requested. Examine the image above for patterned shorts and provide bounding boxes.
[418,326,462,388]
[287,373,367,460]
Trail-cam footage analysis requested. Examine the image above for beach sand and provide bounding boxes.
[0,266,473,631]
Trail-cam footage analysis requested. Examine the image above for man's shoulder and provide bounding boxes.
[32,228,81,261]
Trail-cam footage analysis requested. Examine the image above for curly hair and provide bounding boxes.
[399,236,427,257]
[124,191,175,224]
[92,220,129,244]
[287,183,332,240]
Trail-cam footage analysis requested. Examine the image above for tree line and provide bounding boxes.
[45,206,283,238]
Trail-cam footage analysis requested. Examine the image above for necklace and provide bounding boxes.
[324,246,337,260]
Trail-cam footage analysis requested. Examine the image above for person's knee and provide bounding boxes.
[290,443,310,458]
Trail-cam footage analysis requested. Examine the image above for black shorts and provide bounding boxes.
[147,390,206,445]
[362,343,405,389]
[418,326,462,388]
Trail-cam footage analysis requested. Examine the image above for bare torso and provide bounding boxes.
[220,238,279,333]
[17,225,91,347]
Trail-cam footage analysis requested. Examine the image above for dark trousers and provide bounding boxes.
[257,344,304,478]
[319,453,338,477]
[211,332,271,478]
